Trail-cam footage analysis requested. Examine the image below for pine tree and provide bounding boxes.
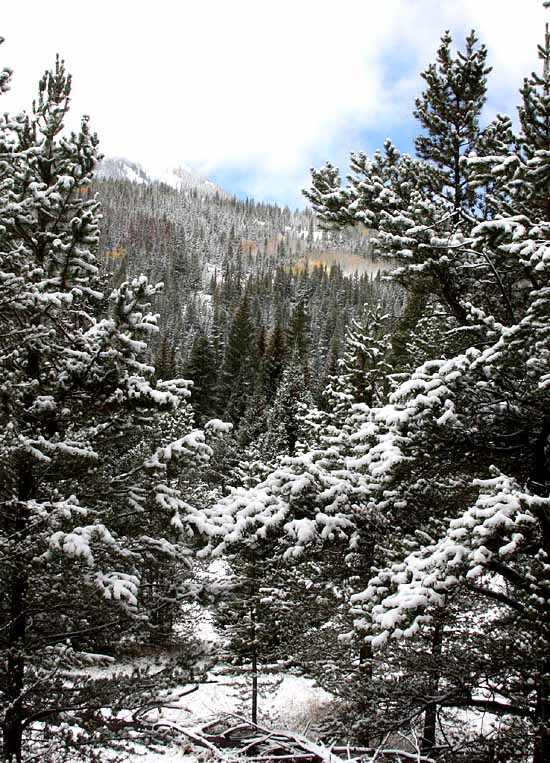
[259,361,313,457]
[213,546,283,725]
[202,19,550,760]
[304,31,492,331]
[334,303,394,408]
[0,52,212,762]
[414,29,491,214]
[301,19,550,762]
[155,333,178,380]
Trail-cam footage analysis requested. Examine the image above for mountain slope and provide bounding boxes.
[96,156,228,197]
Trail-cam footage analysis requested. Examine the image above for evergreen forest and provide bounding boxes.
[1,12,550,763]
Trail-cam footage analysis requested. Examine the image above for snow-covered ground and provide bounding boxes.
[114,670,334,762]
[157,672,333,727]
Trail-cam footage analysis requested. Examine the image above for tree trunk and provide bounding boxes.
[248,551,259,726]
[251,603,258,726]
[527,419,550,763]
[358,641,373,746]
[3,461,32,762]
[533,658,550,763]
[421,621,443,753]
[4,575,25,763]
[533,709,550,763]
[251,645,258,725]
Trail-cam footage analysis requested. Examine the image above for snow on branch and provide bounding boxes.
[353,472,545,648]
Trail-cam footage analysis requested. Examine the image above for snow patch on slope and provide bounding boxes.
[96,156,228,198]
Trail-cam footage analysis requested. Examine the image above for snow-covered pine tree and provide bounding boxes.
[257,361,313,457]
[0,53,213,761]
[332,303,394,408]
[414,29,490,214]
[199,21,550,759]
[305,20,550,762]
[199,308,394,719]
[258,320,288,402]
[304,30,492,331]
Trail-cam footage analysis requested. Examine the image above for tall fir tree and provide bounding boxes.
[219,293,256,424]
[184,334,218,422]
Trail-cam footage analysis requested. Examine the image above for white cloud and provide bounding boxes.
[1,0,547,205]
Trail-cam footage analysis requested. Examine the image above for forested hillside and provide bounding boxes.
[1,11,550,763]
[94,170,395,429]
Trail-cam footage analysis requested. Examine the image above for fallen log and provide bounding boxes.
[134,708,436,763]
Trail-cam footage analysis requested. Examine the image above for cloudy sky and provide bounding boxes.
[1,1,547,207]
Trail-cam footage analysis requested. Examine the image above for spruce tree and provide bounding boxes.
[184,334,218,422]
[258,321,288,402]
[287,300,310,359]
[219,294,255,423]
[213,546,282,725]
